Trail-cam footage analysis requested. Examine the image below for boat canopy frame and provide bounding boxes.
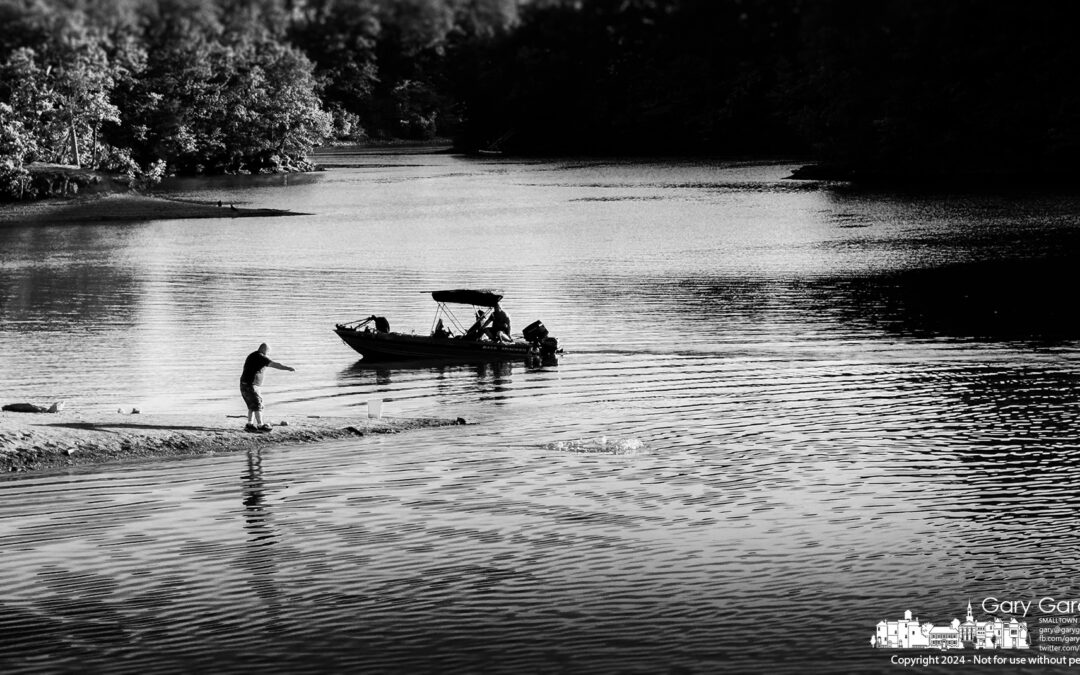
[429,290,504,337]
[337,290,506,338]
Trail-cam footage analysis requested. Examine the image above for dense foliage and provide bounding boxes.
[0,0,517,199]
[2,0,1077,200]
[455,0,1080,180]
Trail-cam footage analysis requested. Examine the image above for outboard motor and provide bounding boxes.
[523,320,548,343]
[524,320,559,356]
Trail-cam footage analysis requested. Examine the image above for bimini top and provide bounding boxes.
[430,289,504,307]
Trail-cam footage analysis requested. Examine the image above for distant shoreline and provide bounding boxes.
[9,155,1067,229]
[0,146,453,224]
[0,410,466,473]
[786,163,1080,190]
[0,191,307,226]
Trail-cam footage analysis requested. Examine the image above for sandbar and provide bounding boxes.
[0,192,304,226]
[0,410,465,473]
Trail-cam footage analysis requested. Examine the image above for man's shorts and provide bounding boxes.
[240,382,263,412]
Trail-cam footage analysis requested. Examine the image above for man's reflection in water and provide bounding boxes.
[242,449,283,631]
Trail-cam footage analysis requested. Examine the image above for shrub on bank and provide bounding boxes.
[0,164,133,203]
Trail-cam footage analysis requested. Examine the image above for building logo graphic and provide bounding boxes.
[872,602,1030,650]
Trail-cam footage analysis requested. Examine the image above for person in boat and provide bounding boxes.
[487,303,512,342]
[368,315,390,333]
[464,309,487,340]
[240,343,295,433]
[432,318,450,338]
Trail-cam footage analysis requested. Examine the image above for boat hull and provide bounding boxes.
[334,327,539,363]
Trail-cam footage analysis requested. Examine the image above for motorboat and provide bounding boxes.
[334,289,561,363]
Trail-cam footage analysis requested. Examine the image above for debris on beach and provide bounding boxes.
[2,402,64,413]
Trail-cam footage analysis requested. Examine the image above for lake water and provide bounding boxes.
[2,151,1080,673]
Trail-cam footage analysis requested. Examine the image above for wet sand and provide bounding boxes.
[0,411,465,473]
[0,192,304,226]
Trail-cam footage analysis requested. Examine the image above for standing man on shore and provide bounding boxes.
[240,343,295,432]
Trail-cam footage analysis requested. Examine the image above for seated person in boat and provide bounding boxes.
[366,315,390,332]
[432,318,451,338]
[487,303,512,342]
[464,310,487,340]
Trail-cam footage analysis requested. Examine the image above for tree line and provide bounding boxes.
[460,0,1080,182]
[3,0,1078,201]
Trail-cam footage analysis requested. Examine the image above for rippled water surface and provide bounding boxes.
[2,152,1080,673]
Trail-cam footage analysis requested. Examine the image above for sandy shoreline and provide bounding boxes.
[0,410,465,473]
[0,192,305,226]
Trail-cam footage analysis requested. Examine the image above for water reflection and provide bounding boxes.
[670,256,1080,347]
[929,366,1080,530]
[157,172,323,195]
[242,450,272,529]
[240,450,283,630]
[0,263,139,329]
[832,258,1080,342]
[340,357,554,387]
[334,356,567,415]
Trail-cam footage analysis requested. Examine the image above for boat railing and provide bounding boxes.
[338,315,390,332]
[431,302,475,337]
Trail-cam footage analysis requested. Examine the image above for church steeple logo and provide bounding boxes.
[872,603,1029,650]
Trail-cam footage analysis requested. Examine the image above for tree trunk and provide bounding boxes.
[91,120,100,168]
[69,118,81,167]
